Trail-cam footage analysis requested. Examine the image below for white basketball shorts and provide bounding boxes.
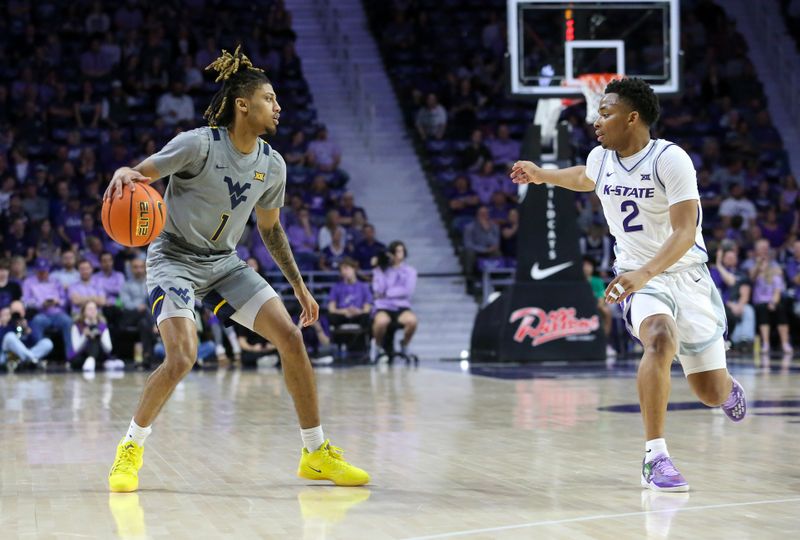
[620,264,727,376]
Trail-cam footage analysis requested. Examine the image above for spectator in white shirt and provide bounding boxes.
[719,183,757,230]
[157,81,195,126]
[416,93,447,140]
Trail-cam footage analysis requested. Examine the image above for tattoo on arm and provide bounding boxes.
[261,221,303,288]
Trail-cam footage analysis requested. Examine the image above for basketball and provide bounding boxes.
[101,183,166,247]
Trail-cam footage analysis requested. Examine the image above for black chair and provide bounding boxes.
[376,322,418,366]
[329,321,371,363]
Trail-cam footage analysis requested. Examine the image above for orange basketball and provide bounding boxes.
[102,183,166,247]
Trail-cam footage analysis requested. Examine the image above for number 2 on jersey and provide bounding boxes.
[621,200,643,232]
[210,213,230,241]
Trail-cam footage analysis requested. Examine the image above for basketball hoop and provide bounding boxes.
[576,73,622,124]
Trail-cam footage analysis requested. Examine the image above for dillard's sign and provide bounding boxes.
[509,307,600,347]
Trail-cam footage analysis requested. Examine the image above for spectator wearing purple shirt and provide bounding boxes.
[371,241,418,361]
[337,192,365,228]
[0,259,22,309]
[327,258,373,330]
[58,198,84,248]
[76,213,100,250]
[710,248,755,346]
[23,258,72,355]
[80,236,104,269]
[306,127,341,172]
[92,252,125,325]
[784,239,800,313]
[353,224,386,270]
[486,124,521,167]
[751,250,792,355]
[488,191,511,227]
[759,208,788,249]
[49,180,71,223]
[68,259,107,315]
[80,38,114,80]
[3,218,33,261]
[304,176,334,223]
[469,161,516,205]
[286,207,319,270]
[447,176,480,231]
[319,228,354,272]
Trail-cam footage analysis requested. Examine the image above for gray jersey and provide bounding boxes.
[149,126,286,252]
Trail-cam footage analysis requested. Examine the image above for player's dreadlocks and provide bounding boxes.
[604,77,660,126]
[204,45,270,127]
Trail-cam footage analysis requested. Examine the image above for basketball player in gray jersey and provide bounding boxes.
[103,47,369,491]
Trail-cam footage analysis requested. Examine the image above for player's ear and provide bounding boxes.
[235,97,248,114]
[628,110,639,126]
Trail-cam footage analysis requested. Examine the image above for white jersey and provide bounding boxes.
[585,139,708,272]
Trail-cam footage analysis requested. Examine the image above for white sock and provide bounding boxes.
[125,418,152,446]
[301,426,325,452]
[645,438,669,462]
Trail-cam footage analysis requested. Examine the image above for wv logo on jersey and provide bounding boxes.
[223,176,251,209]
[169,287,191,304]
[640,173,652,182]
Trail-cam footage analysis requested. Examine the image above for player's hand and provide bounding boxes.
[104,167,151,200]
[510,161,544,185]
[295,286,319,327]
[605,270,650,304]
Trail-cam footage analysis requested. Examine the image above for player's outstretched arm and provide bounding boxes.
[255,206,319,327]
[103,160,160,200]
[510,161,595,192]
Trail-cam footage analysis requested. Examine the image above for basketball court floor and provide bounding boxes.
[2,358,799,539]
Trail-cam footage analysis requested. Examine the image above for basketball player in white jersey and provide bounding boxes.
[510,78,746,492]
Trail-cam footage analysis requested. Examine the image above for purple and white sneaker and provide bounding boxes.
[721,377,746,422]
[641,455,690,492]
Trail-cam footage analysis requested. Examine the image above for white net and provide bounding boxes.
[577,73,621,124]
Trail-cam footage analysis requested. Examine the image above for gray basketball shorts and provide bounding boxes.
[146,235,277,330]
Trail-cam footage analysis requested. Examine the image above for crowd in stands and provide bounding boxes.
[782,0,800,47]
[366,0,800,354]
[0,0,420,370]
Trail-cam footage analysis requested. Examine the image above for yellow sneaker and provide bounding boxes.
[109,439,144,492]
[297,440,370,486]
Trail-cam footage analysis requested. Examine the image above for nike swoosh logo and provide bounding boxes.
[530,261,573,280]
[307,465,322,473]
[606,172,614,177]
[693,278,701,283]
[215,164,228,169]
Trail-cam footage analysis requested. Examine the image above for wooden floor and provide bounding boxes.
[2,359,799,539]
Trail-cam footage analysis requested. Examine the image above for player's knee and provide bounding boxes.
[692,376,730,406]
[643,324,677,361]
[275,325,304,354]
[164,341,197,379]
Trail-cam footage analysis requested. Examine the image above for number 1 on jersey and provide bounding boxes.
[210,213,230,241]
[621,200,643,232]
